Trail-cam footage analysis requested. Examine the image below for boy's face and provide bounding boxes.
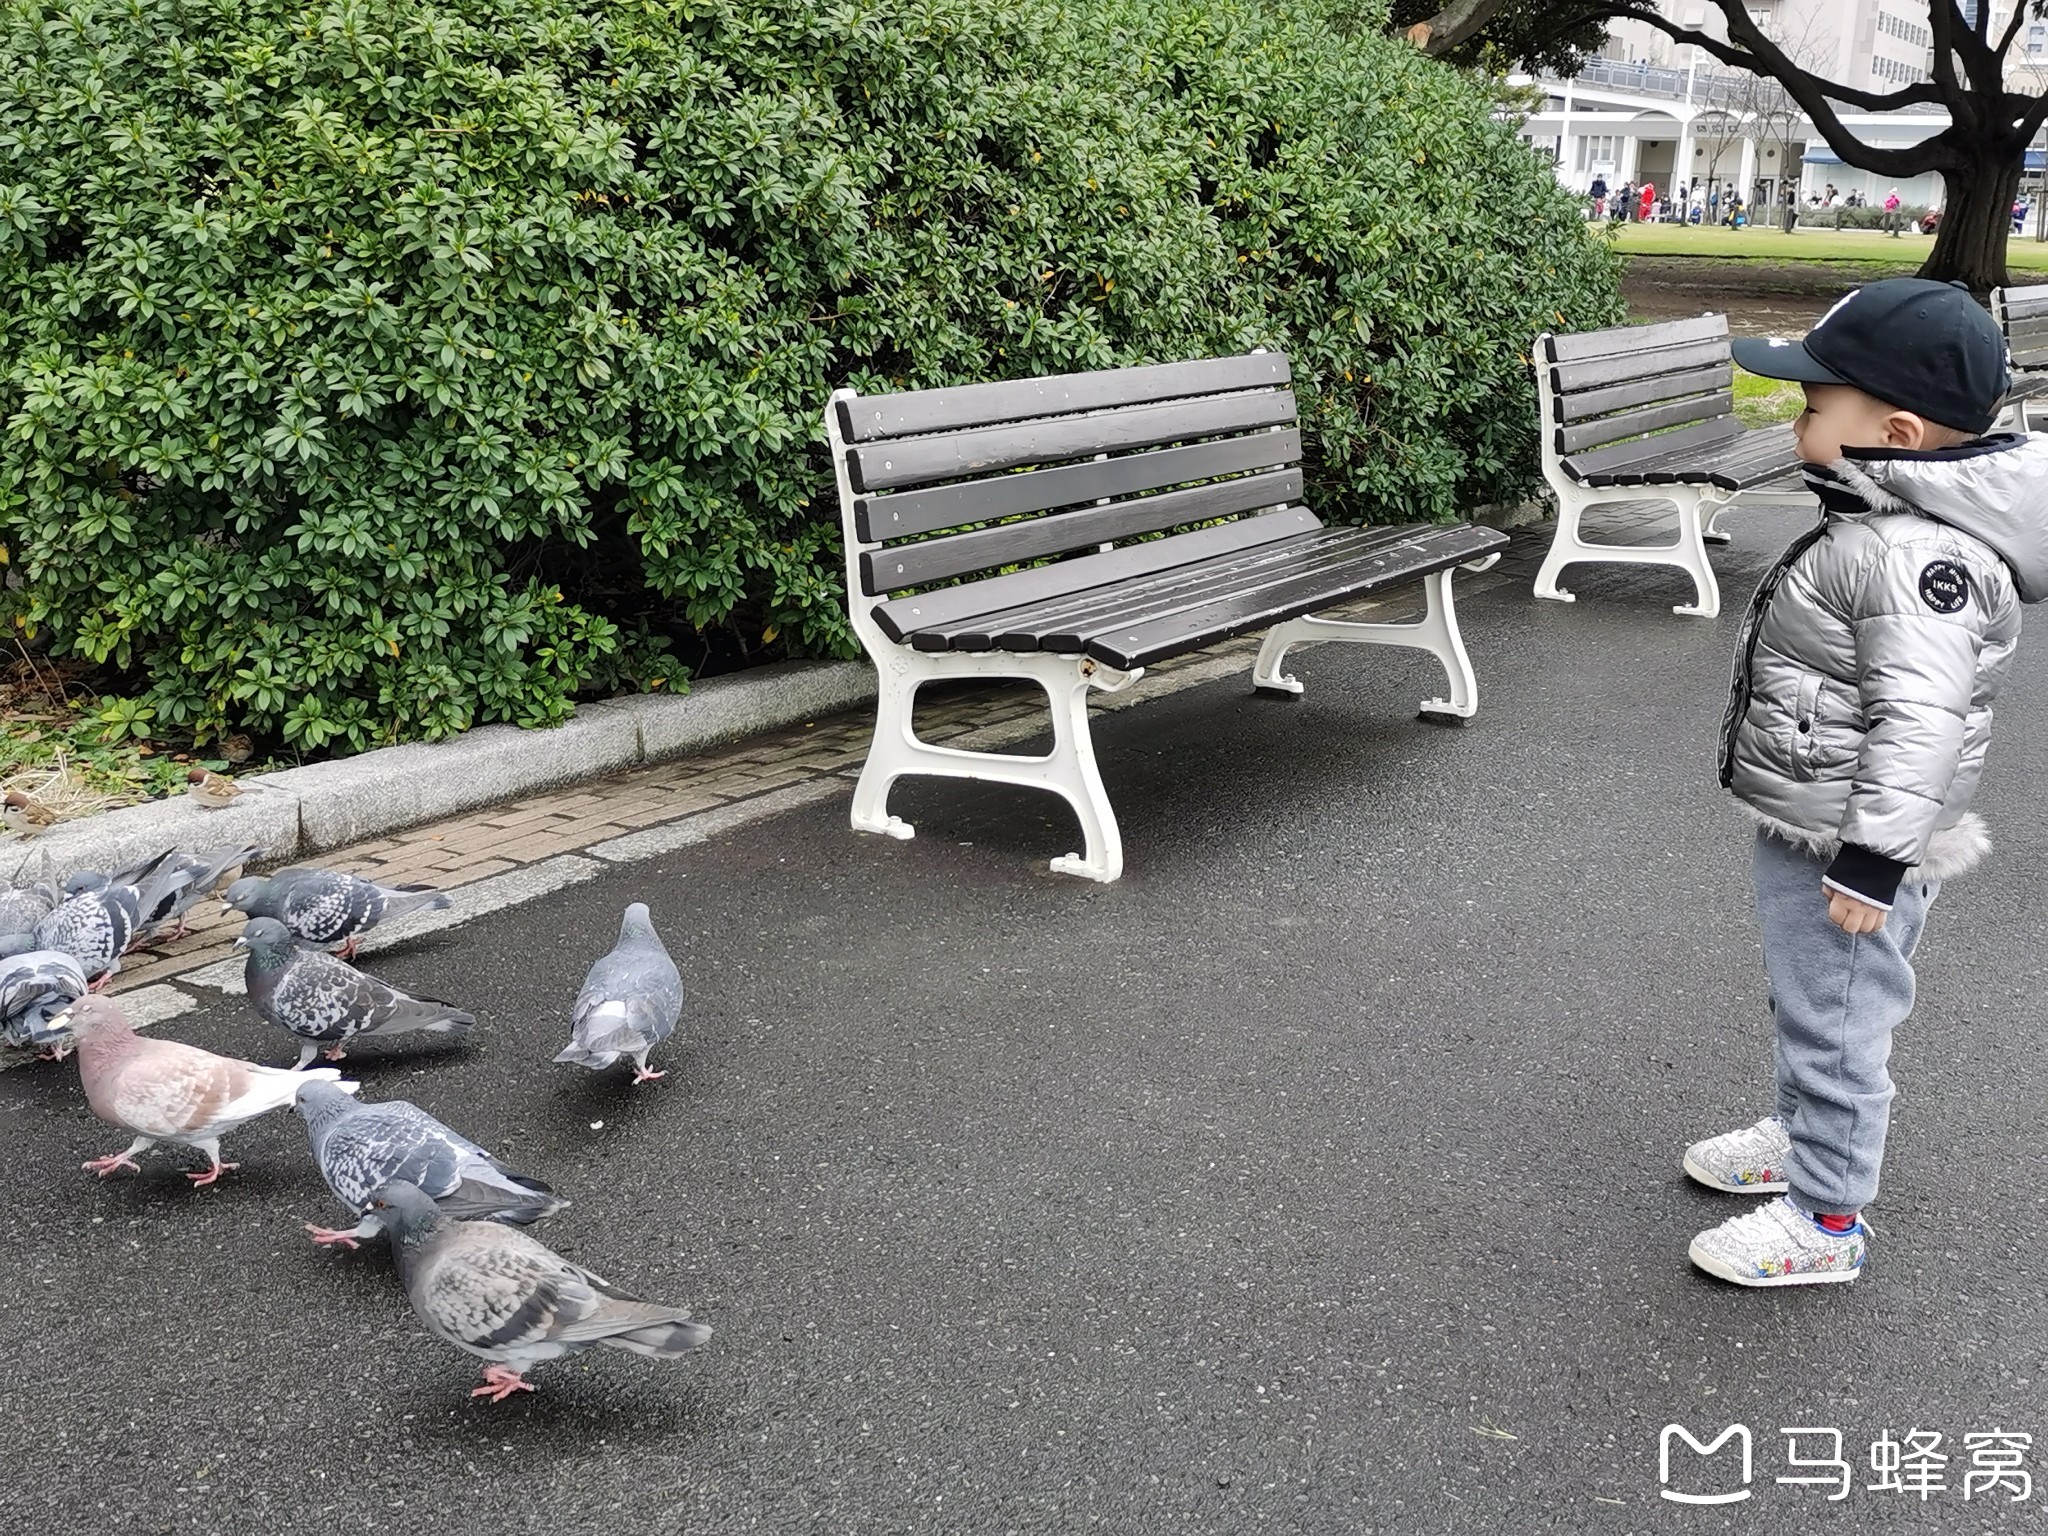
[1793,382,1917,464]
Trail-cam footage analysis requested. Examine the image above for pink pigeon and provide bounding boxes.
[62,994,356,1185]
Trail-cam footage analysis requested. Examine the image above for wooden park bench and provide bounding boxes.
[1531,314,1808,618]
[826,352,1506,883]
[1991,283,2048,431]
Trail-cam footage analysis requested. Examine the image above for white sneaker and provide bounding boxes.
[1689,1196,1867,1287]
[1683,1115,1792,1193]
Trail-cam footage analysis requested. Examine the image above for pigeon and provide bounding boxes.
[369,1179,712,1401]
[33,851,189,983]
[238,916,475,1069]
[70,844,257,941]
[0,948,89,1057]
[554,903,683,1085]
[0,860,61,935]
[62,994,356,1183]
[223,869,452,958]
[2,789,57,836]
[186,767,240,808]
[293,1081,566,1248]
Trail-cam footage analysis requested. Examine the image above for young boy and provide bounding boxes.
[1685,278,2048,1286]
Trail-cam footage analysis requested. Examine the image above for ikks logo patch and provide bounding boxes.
[1919,561,1969,615]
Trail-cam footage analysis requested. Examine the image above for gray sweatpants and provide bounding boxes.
[1753,830,1939,1215]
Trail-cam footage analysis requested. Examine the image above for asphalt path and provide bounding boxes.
[6,509,2047,1534]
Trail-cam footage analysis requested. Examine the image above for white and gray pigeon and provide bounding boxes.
[369,1179,712,1402]
[0,948,89,1057]
[553,903,682,1085]
[64,993,356,1183]
[33,850,190,983]
[293,1081,565,1248]
[237,916,475,1069]
[222,868,452,958]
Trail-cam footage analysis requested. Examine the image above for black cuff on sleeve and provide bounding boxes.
[1824,843,1910,909]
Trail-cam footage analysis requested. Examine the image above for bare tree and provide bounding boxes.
[1597,0,2048,289]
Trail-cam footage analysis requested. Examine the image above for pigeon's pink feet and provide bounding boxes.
[36,1045,72,1062]
[303,1223,362,1249]
[86,973,112,994]
[335,938,360,960]
[322,1044,349,1062]
[632,1066,666,1085]
[471,1366,535,1403]
[185,1160,239,1186]
[82,1152,141,1178]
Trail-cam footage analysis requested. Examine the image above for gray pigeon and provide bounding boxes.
[65,993,356,1183]
[69,844,255,940]
[293,1081,564,1248]
[0,948,89,1056]
[223,868,452,957]
[0,859,61,936]
[370,1179,712,1401]
[237,916,475,1069]
[33,851,188,982]
[554,903,682,1085]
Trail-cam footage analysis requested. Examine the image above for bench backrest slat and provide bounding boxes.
[1545,337,1731,396]
[1555,391,1735,456]
[1543,313,1727,363]
[860,466,1303,595]
[855,427,1302,542]
[846,389,1294,494]
[870,509,1321,642]
[2006,314,2048,368]
[1554,363,1733,424]
[1559,415,1742,481]
[835,353,1291,444]
[1998,283,2048,324]
[832,351,1308,602]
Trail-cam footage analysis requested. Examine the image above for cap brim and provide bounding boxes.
[1730,336,1851,385]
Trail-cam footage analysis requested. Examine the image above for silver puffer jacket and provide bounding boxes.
[1718,433,2048,882]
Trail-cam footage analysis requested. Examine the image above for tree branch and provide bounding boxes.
[1619,10,1949,175]
[1409,0,1511,55]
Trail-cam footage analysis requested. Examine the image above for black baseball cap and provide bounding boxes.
[1730,278,2011,433]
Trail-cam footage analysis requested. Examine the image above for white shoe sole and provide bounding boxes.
[1683,1151,1790,1194]
[1689,1240,1862,1287]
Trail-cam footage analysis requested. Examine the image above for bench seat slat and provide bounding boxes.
[846,390,1296,493]
[869,509,1321,643]
[1555,363,1733,424]
[1078,526,1506,670]
[1555,390,1734,455]
[854,428,1303,542]
[2004,314,2048,355]
[2005,371,2048,400]
[859,465,1304,594]
[1544,314,1726,363]
[1548,338,1733,396]
[949,525,1431,652]
[835,353,1292,443]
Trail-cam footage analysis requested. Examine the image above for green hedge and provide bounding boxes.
[0,0,1620,753]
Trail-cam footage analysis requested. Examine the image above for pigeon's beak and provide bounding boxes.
[232,934,248,949]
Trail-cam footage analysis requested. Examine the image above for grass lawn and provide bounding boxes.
[1609,221,2048,271]
[1733,371,1805,427]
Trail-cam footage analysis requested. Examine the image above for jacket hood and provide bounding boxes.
[1838,434,2048,603]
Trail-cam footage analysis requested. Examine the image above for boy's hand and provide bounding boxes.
[1824,885,1889,934]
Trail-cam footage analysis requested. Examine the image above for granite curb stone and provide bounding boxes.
[3,658,875,880]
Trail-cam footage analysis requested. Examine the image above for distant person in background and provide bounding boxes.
[1639,181,1657,223]
[1709,187,1721,221]
[1617,181,1634,222]
[1883,188,1902,236]
[1590,174,1608,220]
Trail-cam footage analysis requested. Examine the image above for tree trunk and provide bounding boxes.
[1921,153,2023,293]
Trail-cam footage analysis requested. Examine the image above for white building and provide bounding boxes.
[1523,0,2048,211]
